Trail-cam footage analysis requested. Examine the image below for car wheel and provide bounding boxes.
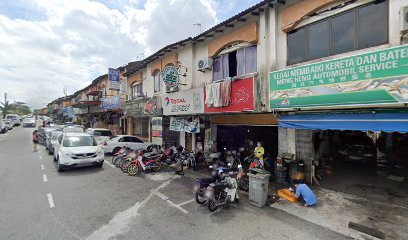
[112,147,121,155]
[97,162,103,168]
[57,164,64,172]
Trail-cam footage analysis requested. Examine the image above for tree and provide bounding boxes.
[0,100,11,116]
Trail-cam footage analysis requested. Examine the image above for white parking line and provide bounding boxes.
[177,199,195,207]
[166,200,188,214]
[46,193,55,208]
[106,162,115,168]
[40,164,45,170]
[43,174,48,182]
[154,191,169,200]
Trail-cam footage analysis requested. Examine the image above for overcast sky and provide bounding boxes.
[0,0,260,109]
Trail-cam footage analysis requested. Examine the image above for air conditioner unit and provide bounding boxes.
[401,6,408,31]
[197,58,213,72]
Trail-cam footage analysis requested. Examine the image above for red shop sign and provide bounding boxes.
[204,77,254,113]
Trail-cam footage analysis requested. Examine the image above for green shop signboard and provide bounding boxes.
[269,44,408,108]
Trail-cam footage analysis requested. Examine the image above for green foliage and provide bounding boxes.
[0,101,32,116]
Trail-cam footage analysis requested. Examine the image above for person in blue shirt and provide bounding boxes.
[293,180,318,207]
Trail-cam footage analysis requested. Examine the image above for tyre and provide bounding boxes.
[238,175,249,191]
[111,156,117,164]
[118,158,128,169]
[192,158,196,171]
[112,147,121,155]
[121,160,130,173]
[113,156,123,167]
[57,164,64,172]
[165,157,172,165]
[208,199,218,212]
[48,149,52,155]
[195,192,206,204]
[127,164,139,176]
[96,162,103,168]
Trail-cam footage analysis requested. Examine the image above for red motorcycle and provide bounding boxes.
[127,151,162,176]
[237,155,264,191]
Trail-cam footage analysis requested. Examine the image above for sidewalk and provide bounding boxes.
[181,166,408,239]
[270,187,408,240]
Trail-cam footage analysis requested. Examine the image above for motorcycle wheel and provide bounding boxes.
[165,158,172,165]
[195,192,206,204]
[239,175,249,191]
[111,156,117,164]
[121,160,131,173]
[191,158,196,171]
[127,164,139,176]
[118,158,127,169]
[208,199,218,212]
[113,156,122,166]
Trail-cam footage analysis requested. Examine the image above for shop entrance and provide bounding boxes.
[216,125,278,164]
[314,130,408,207]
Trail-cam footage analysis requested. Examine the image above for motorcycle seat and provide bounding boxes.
[213,181,228,189]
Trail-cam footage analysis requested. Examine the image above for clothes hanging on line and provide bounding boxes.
[205,81,231,108]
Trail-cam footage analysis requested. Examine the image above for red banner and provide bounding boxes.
[204,77,254,113]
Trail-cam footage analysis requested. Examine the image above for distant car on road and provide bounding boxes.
[102,135,152,154]
[3,120,13,131]
[53,132,104,172]
[22,118,36,127]
[85,128,113,145]
[5,114,21,126]
[0,122,7,133]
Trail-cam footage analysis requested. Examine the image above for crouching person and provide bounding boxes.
[293,180,318,207]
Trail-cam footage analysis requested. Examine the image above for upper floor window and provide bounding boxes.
[213,45,257,81]
[132,83,143,99]
[287,0,388,65]
[154,72,162,93]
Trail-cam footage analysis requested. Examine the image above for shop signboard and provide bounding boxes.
[204,77,255,113]
[108,68,120,90]
[169,117,200,133]
[101,95,121,111]
[125,97,162,117]
[269,45,408,108]
[125,98,146,117]
[162,88,204,115]
[79,107,88,114]
[162,65,180,88]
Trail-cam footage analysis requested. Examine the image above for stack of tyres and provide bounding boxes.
[275,161,288,185]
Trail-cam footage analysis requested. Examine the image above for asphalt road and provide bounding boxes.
[0,126,351,240]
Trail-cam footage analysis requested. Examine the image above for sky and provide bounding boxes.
[0,0,261,109]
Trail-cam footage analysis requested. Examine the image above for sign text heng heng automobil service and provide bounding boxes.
[271,46,408,90]
[269,45,408,108]
[162,88,204,115]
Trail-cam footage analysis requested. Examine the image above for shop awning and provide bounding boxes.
[279,113,408,133]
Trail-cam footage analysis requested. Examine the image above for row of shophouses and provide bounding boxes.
[46,0,408,183]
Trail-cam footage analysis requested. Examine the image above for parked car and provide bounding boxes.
[3,120,13,131]
[22,118,36,127]
[38,127,57,145]
[337,131,377,164]
[53,132,104,172]
[47,131,62,155]
[102,135,152,154]
[5,114,21,126]
[0,122,7,133]
[86,128,113,145]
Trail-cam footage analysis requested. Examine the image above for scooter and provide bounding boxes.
[194,165,230,204]
[205,168,239,212]
[236,154,264,191]
[127,151,162,176]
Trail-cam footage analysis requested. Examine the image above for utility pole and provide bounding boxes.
[193,23,202,35]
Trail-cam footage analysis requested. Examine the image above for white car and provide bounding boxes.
[22,118,36,127]
[86,128,113,145]
[53,132,104,172]
[102,135,152,154]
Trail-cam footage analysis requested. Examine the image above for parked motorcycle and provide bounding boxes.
[205,168,239,212]
[236,154,264,191]
[127,151,162,176]
[194,165,230,204]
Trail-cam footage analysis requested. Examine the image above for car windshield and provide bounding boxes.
[62,136,97,147]
[94,130,112,136]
